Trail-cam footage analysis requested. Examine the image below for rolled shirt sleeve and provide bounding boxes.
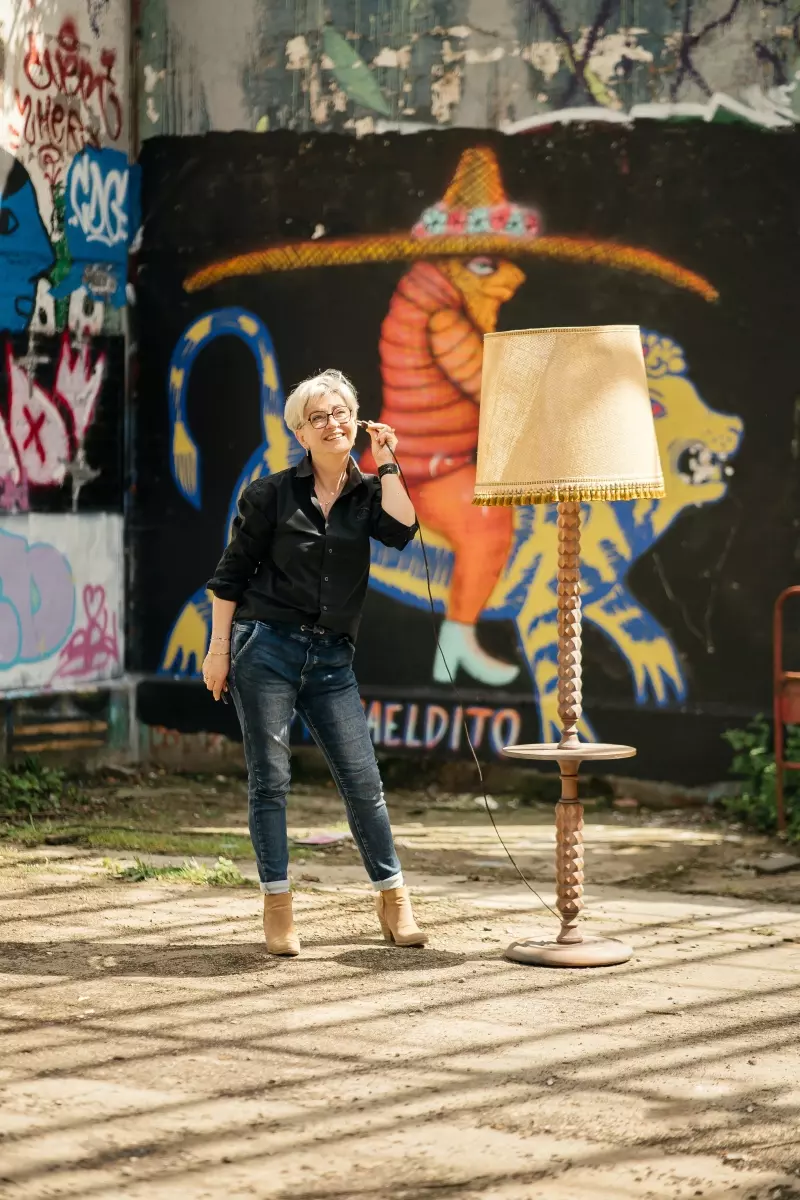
[367,478,418,550]
[207,479,275,602]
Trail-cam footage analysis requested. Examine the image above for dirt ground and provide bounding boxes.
[1,776,800,1199]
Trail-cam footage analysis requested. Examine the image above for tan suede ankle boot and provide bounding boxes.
[375,886,428,947]
[263,892,300,956]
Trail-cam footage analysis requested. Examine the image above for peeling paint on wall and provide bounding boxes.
[137,0,800,136]
[431,65,462,124]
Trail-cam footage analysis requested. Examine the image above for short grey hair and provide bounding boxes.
[284,369,359,432]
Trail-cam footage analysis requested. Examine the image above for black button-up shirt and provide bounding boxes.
[207,455,418,641]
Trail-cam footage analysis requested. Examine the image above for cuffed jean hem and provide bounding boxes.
[260,879,291,894]
[372,872,404,892]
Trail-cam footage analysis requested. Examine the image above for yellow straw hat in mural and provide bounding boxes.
[184,146,717,302]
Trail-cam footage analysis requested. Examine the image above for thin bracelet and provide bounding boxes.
[206,650,230,657]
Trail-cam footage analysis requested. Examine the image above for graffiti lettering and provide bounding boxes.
[9,91,99,184]
[23,20,122,140]
[1,336,106,511]
[48,147,137,308]
[52,583,119,680]
[0,528,75,670]
[360,700,522,756]
[68,152,128,247]
[8,19,122,186]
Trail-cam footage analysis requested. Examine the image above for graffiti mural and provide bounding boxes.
[167,307,297,519]
[161,306,300,676]
[53,145,138,307]
[51,582,120,682]
[138,0,800,140]
[1,1,134,336]
[366,329,743,741]
[0,332,123,513]
[158,304,742,742]
[134,127,797,779]
[158,146,739,741]
[1,6,129,702]
[0,513,123,692]
[0,149,55,334]
[8,16,123,188]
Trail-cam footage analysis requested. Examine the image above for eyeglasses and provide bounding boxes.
[303,406,353,431]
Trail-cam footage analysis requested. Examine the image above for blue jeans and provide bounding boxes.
[228,619,404,895]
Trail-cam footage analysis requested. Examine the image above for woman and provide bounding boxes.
[203,369,427,956]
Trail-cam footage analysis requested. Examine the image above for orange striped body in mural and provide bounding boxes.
[366,261,482,482]
[362,258,525,627]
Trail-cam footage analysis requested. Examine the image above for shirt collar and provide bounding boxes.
[296,453,364,493]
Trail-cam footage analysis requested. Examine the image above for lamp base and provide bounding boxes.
[505,935,633,968]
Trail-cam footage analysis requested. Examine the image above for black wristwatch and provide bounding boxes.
[378,463,400,478]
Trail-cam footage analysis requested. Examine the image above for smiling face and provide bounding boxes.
[294,391,358,461]
[0,149,55,333]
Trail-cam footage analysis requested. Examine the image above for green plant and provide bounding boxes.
[0,758,84,817]
[104,855,255,887]
[721,717,800,838]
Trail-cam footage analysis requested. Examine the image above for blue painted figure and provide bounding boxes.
[0,149,55,332]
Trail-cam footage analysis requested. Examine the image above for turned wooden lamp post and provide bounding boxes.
[474,325,665,967]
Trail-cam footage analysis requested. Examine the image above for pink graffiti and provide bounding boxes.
[0,528,74,670]
[1,335,106,510]
[52,584,119,681]
[7,19,122,184]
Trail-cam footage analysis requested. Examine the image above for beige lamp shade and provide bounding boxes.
[473,325,665,505]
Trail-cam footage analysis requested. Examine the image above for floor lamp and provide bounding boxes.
[474,325,665,967]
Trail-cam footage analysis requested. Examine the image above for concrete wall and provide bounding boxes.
[137,0,800,138]
[0,1,135,747]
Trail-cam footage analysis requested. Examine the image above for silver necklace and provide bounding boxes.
[314,468,347,515]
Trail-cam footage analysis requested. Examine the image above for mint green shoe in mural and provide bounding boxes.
[433,620,519,687]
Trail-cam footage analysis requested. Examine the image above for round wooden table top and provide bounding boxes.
[502,742,637,763]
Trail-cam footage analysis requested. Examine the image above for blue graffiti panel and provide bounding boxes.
[52,147,141,308]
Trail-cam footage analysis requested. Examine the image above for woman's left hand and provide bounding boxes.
[364,421,398,468]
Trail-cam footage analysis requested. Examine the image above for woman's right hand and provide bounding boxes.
[202,652,230,701]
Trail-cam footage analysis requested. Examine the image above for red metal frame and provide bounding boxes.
[774,586,800,833]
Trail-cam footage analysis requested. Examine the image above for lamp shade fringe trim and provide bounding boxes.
[473,482,666,505]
